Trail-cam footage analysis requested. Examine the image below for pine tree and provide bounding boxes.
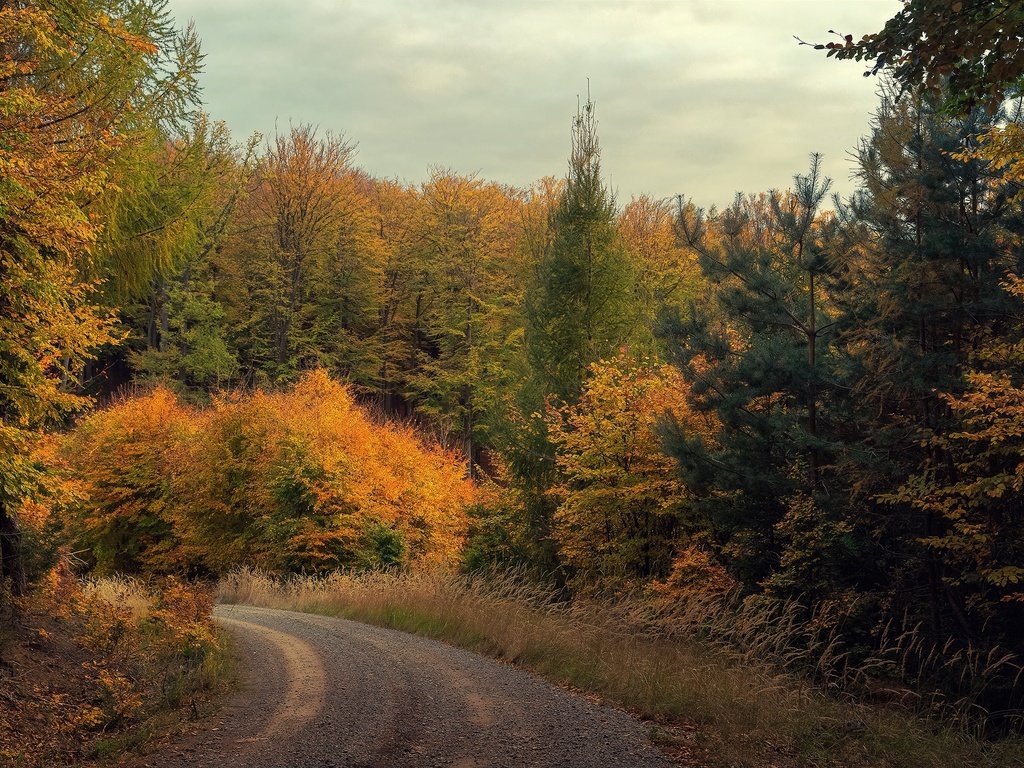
[833,87,1021,637]
[662,156,852,591]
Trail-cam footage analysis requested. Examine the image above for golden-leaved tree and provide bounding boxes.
[545,353,715,584]
[0,0,201,594]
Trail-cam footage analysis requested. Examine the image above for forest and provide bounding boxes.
[3,1,1024,766]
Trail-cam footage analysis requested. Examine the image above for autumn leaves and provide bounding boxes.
[58,372,473,576]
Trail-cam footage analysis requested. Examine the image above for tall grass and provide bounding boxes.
[81,574,154,621]
[590,586,1024,735]
[219,568,1024,768]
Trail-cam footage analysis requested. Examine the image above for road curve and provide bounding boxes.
[131,604,671,768]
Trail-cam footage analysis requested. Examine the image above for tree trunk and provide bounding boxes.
[0,507,27,597]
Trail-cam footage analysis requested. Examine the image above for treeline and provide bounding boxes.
[4,0,1024,725]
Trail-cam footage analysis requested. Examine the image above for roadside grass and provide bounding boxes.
[89,628,235,763]
[218,567,1024,768]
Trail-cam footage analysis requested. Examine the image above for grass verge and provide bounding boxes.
[218,567,1024,768]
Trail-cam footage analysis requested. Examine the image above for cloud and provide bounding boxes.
[170,0,899,207]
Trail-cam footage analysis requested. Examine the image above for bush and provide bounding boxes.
[61,371,473,575]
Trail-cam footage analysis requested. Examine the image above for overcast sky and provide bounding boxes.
[169,0,900,208]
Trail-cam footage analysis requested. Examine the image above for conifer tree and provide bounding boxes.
[0,0,202,594]
[494,98,644,572]
[832,88,1020,636]
[525,98,641,404]
[662,156,850,591]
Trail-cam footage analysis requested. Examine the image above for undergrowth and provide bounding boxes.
[0,564,231,767]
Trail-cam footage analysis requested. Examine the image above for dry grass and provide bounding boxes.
[218,567,1024,768]
[81,575,154,622]
[590,587,1024,736]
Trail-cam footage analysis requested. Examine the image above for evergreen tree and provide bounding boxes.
[494,98,645,572]
[525,98,641,404]
[112,119,253,398]
[662,156,853,592]
[832,88,1020,637]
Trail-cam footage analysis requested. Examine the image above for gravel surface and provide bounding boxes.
[131,604,672,768]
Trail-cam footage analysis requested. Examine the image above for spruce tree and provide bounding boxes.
[525,97,641,404]
[498,97,643,572]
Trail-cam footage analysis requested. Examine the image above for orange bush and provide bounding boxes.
[63,371,473,575]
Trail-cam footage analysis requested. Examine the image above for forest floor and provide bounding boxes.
[123,604,678,768]
[0,575,231,768]
[0,606,108,763]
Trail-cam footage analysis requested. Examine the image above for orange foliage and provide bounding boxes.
[61,389,195,574]
[0,563,221,766]
[63,371,473,574]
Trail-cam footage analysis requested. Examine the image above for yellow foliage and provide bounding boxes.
[546,353,716,583]
[63,371,473,574]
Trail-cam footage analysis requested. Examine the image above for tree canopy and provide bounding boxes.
[814,0,1024,111]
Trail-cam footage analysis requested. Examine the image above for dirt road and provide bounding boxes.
[133,604,671,768]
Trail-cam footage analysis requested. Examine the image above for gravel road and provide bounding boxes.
[132,604,672,768]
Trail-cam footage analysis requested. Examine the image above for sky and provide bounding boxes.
[168,0,901,208]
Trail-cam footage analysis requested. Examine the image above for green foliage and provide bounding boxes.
[663,155,851,593]
[525,98,643,404]
[831,89,1022,636]
[402,171,525,475]
[357,519,406,569]
[888,274,1024,639]
[130,275,240,397]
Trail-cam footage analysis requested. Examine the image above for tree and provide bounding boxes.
[108,119,256,398]
[546,354,710,584]
[890,277,1024,640]
[230,126,355,383]
[405,171,524,475]
[619,194,706,342]
[833,87,1020,638]
[501,98,643,572]
[663,157,846,590]
[0,0,201,594]
[813,0,1024,112]
[303,169,389,392]
[525,97,642,404]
